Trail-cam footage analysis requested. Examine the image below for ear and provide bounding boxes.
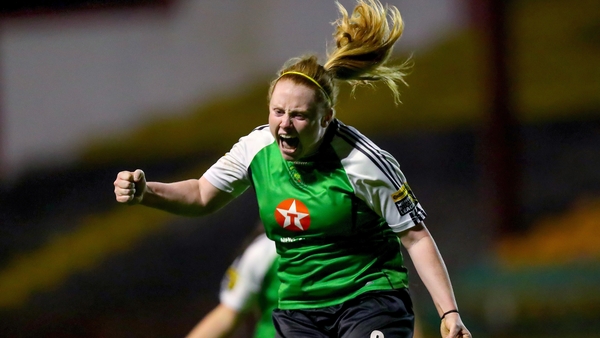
[321,108,334,127]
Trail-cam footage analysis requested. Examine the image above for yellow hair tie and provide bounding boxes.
[279,71,332,105]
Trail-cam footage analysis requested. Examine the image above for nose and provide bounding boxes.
[280,113,293,129]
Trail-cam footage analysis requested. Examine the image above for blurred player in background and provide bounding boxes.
[186,225,278,338]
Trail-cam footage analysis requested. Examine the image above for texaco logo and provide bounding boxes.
[274,199,311,231]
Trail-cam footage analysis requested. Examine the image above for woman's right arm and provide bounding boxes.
[114,169,234,216]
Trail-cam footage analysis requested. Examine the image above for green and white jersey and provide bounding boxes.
[204,119,426,310]
[219,234,278,338]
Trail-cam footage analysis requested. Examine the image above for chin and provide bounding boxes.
[279,149,299,161]
[280,153,296,161]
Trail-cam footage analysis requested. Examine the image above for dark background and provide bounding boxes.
[1,0,599,337]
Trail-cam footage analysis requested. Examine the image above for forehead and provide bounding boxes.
[270,79,318,109]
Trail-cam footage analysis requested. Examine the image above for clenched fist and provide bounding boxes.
[440,313,471,338]
[114,169,147,204]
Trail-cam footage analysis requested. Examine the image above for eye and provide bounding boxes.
[272,108,284,116]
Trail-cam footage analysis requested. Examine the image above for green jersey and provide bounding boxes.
[219,234,278,338]
[205,119,426,310]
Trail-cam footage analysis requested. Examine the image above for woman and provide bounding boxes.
[186,225,279,338]
[114,0,471,337]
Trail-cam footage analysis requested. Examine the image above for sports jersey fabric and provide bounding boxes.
[219,234,279,338]
[205,119,426,310]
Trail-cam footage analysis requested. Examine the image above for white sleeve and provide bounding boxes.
[334,125,427,233]
[204,126,274,197]
[219,234,277,311]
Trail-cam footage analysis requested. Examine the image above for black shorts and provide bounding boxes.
[272,288,414,338]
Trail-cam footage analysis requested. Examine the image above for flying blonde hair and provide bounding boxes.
[268,0,410,107]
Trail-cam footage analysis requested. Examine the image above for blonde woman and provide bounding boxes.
[114,1,471,337]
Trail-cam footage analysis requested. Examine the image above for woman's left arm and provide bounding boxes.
[399,222,472,338]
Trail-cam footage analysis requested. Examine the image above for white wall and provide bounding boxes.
[0,0,466,180]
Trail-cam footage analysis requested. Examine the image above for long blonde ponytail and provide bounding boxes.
[269,0,410,107]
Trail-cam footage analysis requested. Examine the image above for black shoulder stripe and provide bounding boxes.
[253,124,269,131]
[336,122,402,189]
[336,122,401,188]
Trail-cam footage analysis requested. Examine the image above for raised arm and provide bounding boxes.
[113,169,234,216]
[185,303,241,338]
[399,222,471,338]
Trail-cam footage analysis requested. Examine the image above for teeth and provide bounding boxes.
[279,134,298,150]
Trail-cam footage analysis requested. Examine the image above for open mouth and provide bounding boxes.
[279,134,299,151]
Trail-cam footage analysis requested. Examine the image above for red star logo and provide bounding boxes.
[274,199,311,231]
